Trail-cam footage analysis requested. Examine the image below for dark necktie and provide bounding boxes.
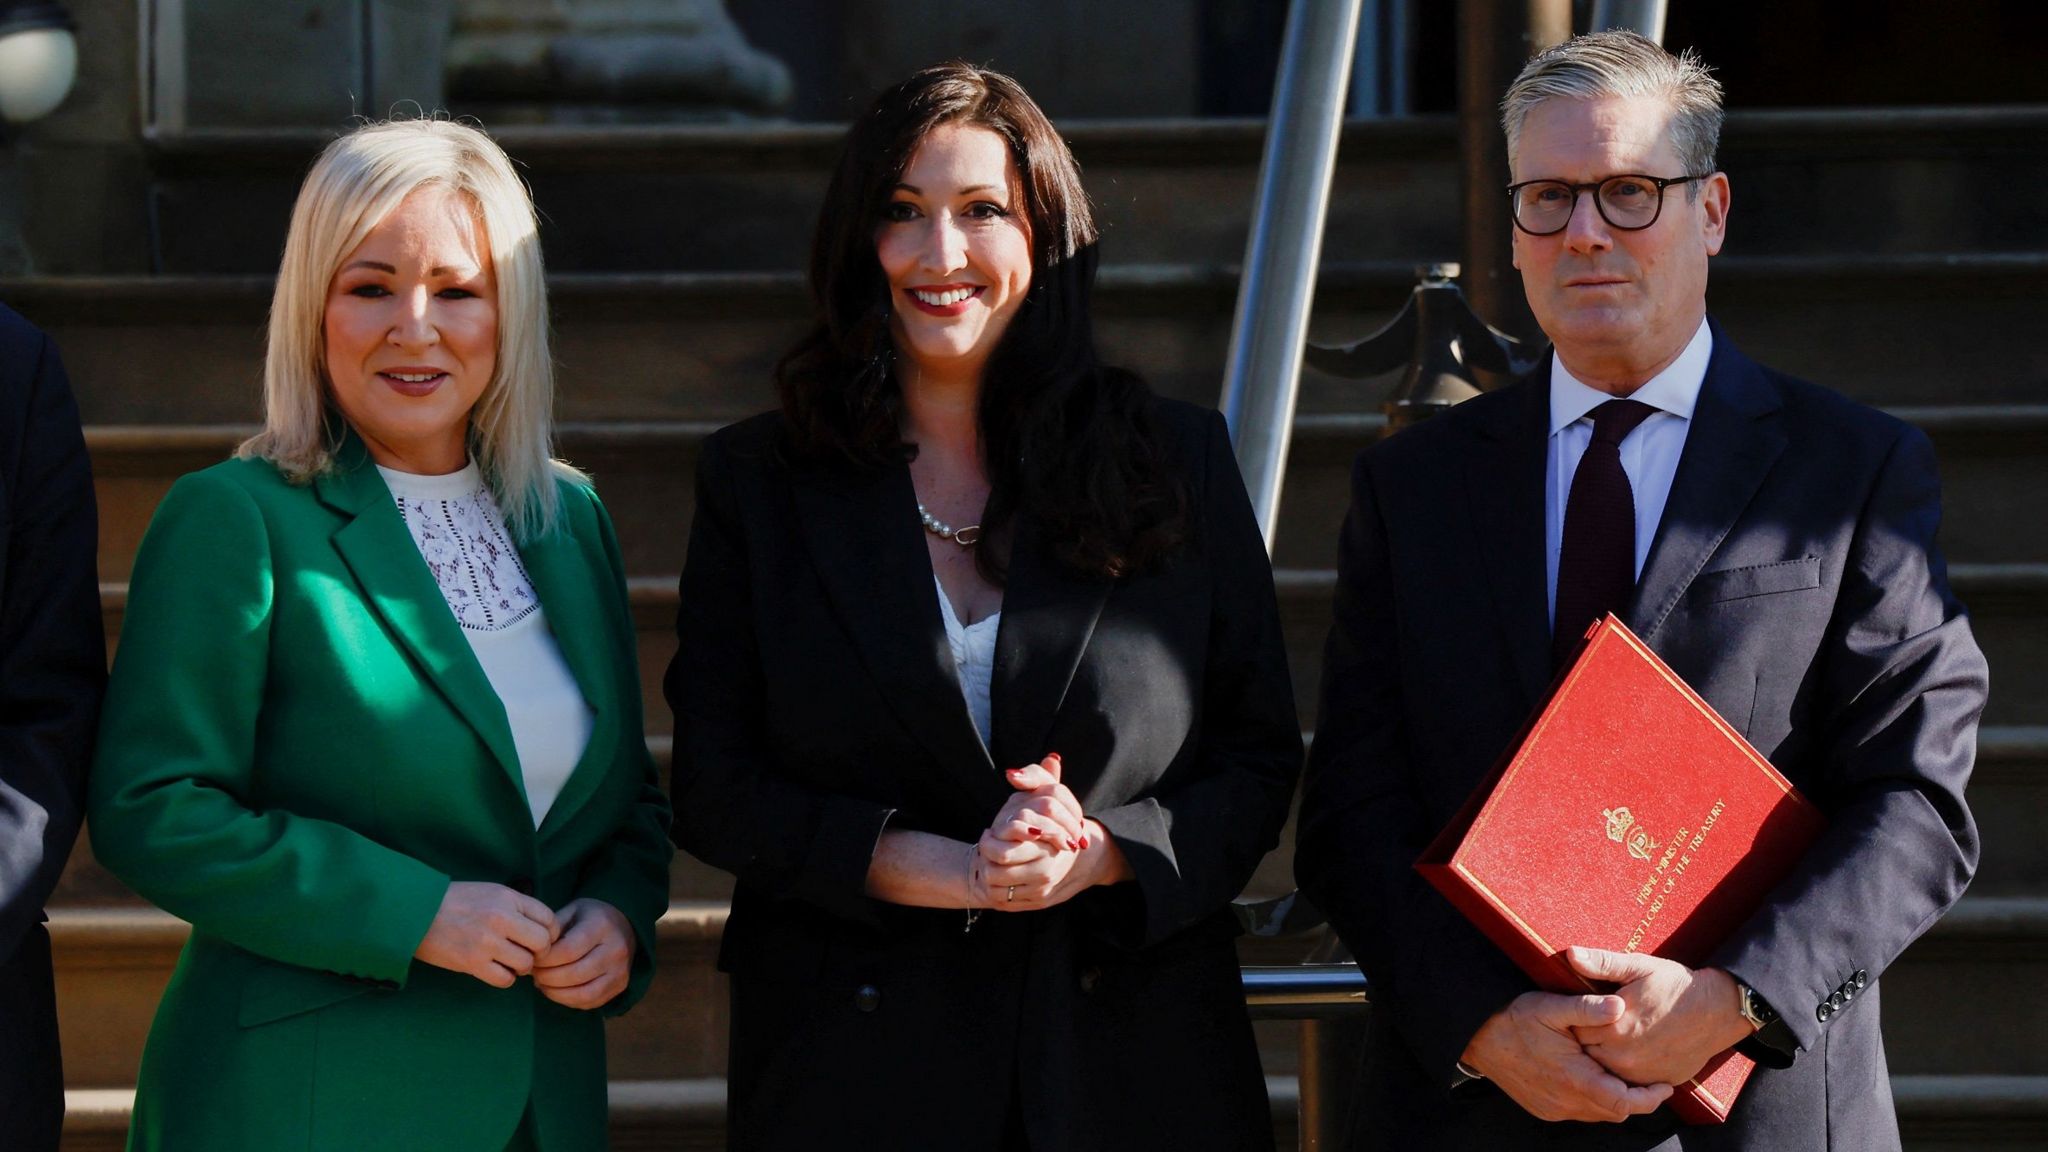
[1553,398,1658,666]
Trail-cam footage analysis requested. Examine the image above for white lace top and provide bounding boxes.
[379,462,593,827]
[934,576,1000,748]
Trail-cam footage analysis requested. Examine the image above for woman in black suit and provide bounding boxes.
[667,62,1301,1151]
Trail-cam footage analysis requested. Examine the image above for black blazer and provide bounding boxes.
[668,399,1301,1151]
[1296,325,1987,1152]
[0,304,103,1151]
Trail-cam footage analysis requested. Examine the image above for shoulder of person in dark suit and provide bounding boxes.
[0,303,104,962]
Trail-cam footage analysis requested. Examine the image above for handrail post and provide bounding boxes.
[1218,0,1364,554]
[1590,0,1668,40]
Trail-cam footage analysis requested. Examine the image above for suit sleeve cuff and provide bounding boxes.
[792,797,897,925]
[1087,798,1174,948]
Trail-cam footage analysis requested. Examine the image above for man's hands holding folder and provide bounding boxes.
[1567,947,1759,1085]
[1461,946,1758,1123]
[1460,990,1674,1122]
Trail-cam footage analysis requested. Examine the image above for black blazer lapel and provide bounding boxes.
[987,522,1114,775]
[1626,329,1787,641]
[789,460,1008,811]
[1463,372,1555,710]
[315,453,526,799]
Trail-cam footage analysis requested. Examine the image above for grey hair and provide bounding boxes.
[238,117,581,541]
[1500,30,1724,189]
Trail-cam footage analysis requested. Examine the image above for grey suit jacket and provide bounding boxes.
[1296,324,1987,1151]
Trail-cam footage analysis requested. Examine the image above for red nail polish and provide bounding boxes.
[1026,827,1041,838]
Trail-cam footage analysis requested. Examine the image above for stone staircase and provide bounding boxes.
[20,107,2048,1148]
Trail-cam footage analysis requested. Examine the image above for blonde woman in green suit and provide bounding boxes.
[88,119,673,1152]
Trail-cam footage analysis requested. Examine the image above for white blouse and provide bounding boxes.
[933,575,999,748]
[379,462,594,827]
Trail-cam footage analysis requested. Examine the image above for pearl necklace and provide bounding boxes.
[917,501,982,547]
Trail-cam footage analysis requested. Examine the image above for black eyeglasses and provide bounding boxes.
[1504,173,1709,236]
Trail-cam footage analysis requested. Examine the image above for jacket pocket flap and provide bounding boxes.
[238,963,379,1028]
[1690,556,1822,604]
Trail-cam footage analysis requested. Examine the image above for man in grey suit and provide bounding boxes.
[1296,30,1987,1150]
[0,303,102,1150]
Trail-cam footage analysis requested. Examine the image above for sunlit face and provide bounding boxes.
[323,183,498,474]
[1510,94,1729,387]
[876,122,1034,387]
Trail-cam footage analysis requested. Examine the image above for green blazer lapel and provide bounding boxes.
[518,507,624,840]
[314,455,527,804]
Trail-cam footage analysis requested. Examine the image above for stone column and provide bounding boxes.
[446,0,793,122]
[147,0,451,130]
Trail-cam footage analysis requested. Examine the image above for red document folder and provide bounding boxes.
[1416,615,1825,1124]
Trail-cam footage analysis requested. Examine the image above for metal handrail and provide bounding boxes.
[1591,0,1667,40]
[1217,0,1364,553]
[1241,964,1370,1020]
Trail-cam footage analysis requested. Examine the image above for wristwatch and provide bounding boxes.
[1735,980,1779,1031]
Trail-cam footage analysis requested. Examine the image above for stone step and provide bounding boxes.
[1272,402,2048,569]
[86,421,711,582]
[48,737,738,912]
[75,400,2048,585]
[84,558,2048,740]
[62,549,2039,918]
[56,1075,2048,1152]
[1882,899,2048,1077]
[48,903,729,1091]
[58,1081,727,1152]
[1266,564,2048,732]
[1894,1076,2048,1152]
[56,721,2037,924]
[60,1074,2048,1152]
[6,251,2046,432]
[1972,728,2048,896]
[46,898,2048,1137]
[138,108,2048,274]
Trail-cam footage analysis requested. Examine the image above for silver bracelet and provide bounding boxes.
[963,844,984,933]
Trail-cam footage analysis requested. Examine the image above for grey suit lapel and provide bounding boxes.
[1626,332,1787,641]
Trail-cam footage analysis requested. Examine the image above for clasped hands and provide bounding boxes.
[414,882,635,1009]
[965,753,1131,911]
[1459,947,1757,1124]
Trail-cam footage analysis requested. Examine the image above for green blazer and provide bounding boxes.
[89,444,672,1152]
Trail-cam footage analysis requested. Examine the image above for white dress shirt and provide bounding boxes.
[1544,319,1712,627]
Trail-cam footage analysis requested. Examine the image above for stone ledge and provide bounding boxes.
[48,892,2048,956]
[131,105,2048,171]
[61,1072,2048,1137]
[77,400,2048,463]
[8,249,2048,314]
[49,902,729,956]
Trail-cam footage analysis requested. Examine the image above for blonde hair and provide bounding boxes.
[239,117,580,540]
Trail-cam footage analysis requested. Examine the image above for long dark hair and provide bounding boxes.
[775,61,1186,581]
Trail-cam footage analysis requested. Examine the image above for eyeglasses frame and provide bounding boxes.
[1503,173,1713,236]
